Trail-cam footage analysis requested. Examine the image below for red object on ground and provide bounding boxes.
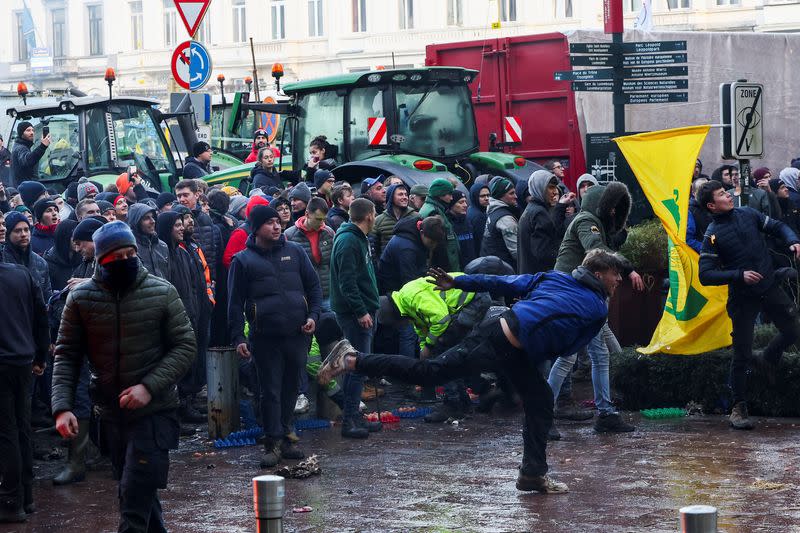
[365,411,400,424]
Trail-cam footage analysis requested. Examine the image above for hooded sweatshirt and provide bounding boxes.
[779,167,800,210]
[371,183,418,258]
[575,174,599,204]
[467,182,489,253]
[127,203,169,279]
[517,172,568,275]
[44,219,81,291]
[454,267,608,363]
[156,211,204,329]
[377,216,432,294]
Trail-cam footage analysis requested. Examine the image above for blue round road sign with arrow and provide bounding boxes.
[171,40,212,91]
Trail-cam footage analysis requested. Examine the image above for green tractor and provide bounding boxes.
[5,95,197,192]
[205,66,540,191]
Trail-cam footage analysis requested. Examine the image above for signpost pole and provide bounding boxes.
[739,158,751,206]
[250,38,261,101]
[607,0,625,135]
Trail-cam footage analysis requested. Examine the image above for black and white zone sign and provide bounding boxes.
[731,82,763,158]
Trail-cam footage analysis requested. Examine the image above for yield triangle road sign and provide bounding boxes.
[174,0,211,38]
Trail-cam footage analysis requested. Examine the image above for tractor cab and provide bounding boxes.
[245,67,540,188]
[5,96,181,192]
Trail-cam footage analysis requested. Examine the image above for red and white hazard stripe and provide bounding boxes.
[368,117,388,146]
[503,116,522,143]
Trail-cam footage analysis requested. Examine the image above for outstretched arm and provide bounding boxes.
[427,267,542,298]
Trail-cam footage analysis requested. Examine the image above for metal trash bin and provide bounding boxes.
[207,346,240,439]
[253,475,285,533]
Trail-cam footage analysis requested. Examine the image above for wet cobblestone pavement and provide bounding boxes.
[10,401,800,533]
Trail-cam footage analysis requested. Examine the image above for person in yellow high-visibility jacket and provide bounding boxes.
[377,274,491,422]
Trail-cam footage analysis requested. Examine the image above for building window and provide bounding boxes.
[399,0,414,29]
[352,0,367,32]
[16,12,29,62]
[88,4,104,56]
[308,0,324,37]
[565,0,573,18]
[164,7,177,46]
[447,0,462,26]
[233,0,247,43]
[130,1,143,50]
[668,0,691,7]
[716,0,739,4]
[196,16,211,43]
[500,0,516,22]
[271,0,286,40]
[52,8,66,58]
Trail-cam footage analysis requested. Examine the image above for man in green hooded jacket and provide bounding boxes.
[419,178,461,271]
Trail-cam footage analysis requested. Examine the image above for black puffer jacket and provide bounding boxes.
[2,241,52,301]
[192,208,222,281]
[51,262,196,421]
[128,203,169,279]
[228,234,322,345]
[284,218,335,299]
[699,207,800,299]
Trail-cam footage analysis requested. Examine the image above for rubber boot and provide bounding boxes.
[179,396,206,424]
[259,439,281,469]
[53,419,89,486]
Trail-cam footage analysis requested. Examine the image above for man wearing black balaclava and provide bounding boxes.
[51,220,196,533]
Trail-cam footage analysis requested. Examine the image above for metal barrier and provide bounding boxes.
[207,346,240,439]
[253,475,285,533]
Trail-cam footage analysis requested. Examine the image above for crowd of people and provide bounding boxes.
[3,123,800,530]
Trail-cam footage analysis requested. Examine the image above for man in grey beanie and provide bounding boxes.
[288,182,312,223]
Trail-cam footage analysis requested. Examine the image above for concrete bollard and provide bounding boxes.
[253,475,285,533]
[207,346,240,439]
[680,505,717,533]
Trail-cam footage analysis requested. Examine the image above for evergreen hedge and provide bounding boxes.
[610,325,800,416]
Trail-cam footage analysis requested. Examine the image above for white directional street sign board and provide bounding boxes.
[730,82,763,158]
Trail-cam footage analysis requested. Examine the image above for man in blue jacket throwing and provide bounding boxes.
[318,249,627,493]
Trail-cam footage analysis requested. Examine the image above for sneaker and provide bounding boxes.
[424,403,465,423]
[554,399,594,421]
[729,401,755,430]
[280,438,305,460]
[259,440,281,469]
[547,425,562,441]
[341,417,369,439]
[294,394,310,415]
[317,339,356,385]
[516,474,569,493]
[594,413,636,433]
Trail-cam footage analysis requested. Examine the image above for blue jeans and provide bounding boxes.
[336,314,375,419]
[397,323,418,359]
[547,323,614,416]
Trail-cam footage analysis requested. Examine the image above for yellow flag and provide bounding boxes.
[614,126,732,355]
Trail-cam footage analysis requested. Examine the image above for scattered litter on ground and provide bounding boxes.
[275,455,321,479]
